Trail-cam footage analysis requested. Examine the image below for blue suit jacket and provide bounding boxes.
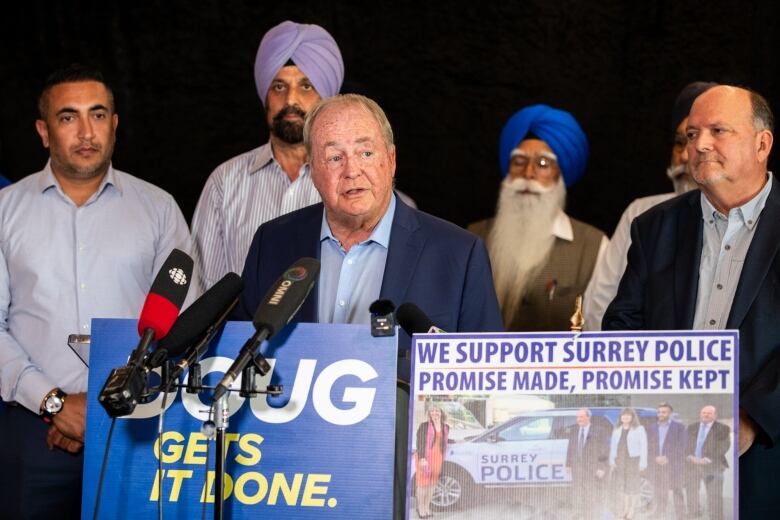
[603,178,780,514]
[236,198,504,380]
[647,420,686,488]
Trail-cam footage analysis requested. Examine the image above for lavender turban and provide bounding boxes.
[499,104,589,187]
[254,21,344,107]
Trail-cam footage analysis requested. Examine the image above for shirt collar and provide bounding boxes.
[320,194,397,249]
[551,208,573,241]
[250,142,311,180]
[39,160,120,200]
[700,172,772,231]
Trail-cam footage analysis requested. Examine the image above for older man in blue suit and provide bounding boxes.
[237,93,503,519]
[603,85,778,517]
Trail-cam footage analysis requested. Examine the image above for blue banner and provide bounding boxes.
[83,319,397,519]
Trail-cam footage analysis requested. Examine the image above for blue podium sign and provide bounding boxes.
[82,319,397,519]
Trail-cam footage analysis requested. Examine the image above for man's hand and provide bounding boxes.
[738,407,756,456]
[47,424,83,453]
[595,469,605,479]
[52,392,86,442]
[655,455,668,465]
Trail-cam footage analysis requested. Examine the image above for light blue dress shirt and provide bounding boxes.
[318,195,396,325]
[693,174,772,330]
[0,162,191,413]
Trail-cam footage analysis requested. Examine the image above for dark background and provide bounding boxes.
[1,1,778,234]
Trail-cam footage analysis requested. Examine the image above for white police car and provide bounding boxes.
[426,407,656,510]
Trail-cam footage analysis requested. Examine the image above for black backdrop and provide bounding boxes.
[1,1,778,234]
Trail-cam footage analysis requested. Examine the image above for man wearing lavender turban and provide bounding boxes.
[191,20,344,292]
[468,104,608,331]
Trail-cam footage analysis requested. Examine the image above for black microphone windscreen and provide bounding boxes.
[396,302,434,335]
[253,257,320,337]
[155,272,244,359]
[369,299,395,315]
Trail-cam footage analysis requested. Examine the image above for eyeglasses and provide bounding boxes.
[509,151,558,177]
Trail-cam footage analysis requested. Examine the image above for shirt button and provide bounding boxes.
[724,245,731,251]
[80,283,86,289]
[709,319,716,326]
[79,244,86,251]
[748,220,753,225]
[347,259,353,265]
[82,324,88,330]
[339,300,345,307]
[716,283,723,290]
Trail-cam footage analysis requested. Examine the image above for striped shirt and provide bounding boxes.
[191,143,321,291]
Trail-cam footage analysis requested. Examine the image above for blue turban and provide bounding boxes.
[254,21,344,107]
[499,104,589,187]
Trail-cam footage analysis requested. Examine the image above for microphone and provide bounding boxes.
[98,248,194,417]
[369,299,396,337]
[212,257,320,402]
[396,302,446,335]
[146,272,244,370]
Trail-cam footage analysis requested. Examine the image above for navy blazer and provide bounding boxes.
[647,420,687,488]
[603,178,780,514]
[236,198,504,380]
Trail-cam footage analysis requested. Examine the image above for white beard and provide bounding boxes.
[488,176,566,326]
[666,163,698,195]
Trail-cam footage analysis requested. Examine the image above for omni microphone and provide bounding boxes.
[147,272,244,371]
[396,302,446,335]
[99,248,194,417]
[212,257,320,402]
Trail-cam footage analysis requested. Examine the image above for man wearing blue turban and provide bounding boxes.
[468,104,607,331]
[191,20,344,292]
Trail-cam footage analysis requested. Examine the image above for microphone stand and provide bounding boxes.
[209,352,281,520]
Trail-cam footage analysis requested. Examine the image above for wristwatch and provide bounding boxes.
[40,388,67,424]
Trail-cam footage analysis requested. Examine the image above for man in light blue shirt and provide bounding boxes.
[0,64,191,518]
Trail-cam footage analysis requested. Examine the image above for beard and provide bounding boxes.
[271,105,306,144]
[52,137,115,181]
[488,176,566,326]
[666,163,698,194]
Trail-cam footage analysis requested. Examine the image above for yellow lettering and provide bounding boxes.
[234,472,269,505]
[268,473,303,505]
[235,433,263,465]
[201,471,233,502]
[183,432,209,464]
[301,474,331,506]
[166,470,193,502]
[154,431,185,463]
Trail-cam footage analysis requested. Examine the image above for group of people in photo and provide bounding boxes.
[0,16,776,520]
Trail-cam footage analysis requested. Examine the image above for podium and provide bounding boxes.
[82,319,397,519]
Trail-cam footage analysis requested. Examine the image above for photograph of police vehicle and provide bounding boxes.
[424,407,656,510]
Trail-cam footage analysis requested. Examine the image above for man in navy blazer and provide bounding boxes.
[646,402,687,518]
[603,85,778,517]
[237,93,503,519]
[685,406,731,519]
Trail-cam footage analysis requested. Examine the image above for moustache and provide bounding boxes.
[502,177,553,195]
[694,153,723,166]
[273,105,306,123]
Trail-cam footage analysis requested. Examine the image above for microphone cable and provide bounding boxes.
[91,417,117,520]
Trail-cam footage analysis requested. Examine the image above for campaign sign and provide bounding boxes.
[83,319,397,519]
[406,331,738,520]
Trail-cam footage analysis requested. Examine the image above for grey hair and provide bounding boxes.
[303,93,395,158]
[749,89,775,133]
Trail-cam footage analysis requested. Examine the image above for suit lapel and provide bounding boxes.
[379,198,424,306]
[675,193,704,328]
[296,204,324,322]
[728,180,780,328]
